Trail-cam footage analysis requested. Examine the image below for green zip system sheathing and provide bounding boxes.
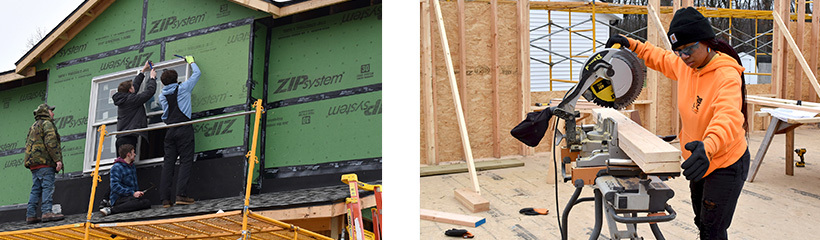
[0,0,381,210]
[266,5,382,169]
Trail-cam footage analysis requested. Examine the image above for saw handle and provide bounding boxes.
[610,43,622,49]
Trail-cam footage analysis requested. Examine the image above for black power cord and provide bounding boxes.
[552,117,564,239]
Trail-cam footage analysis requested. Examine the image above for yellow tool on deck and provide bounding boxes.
[795,148,807,167]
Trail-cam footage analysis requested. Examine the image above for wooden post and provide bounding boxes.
[812,0,819,102]
[491,0,501,158]
[519,0,532,155]
[422,0,436,165]
[457,0,468,116]
[796,0,805,100]
[786,128,795,176]
[645,0,664,134]
[773,11,820,100]
[773,0,785,98]
[432,0,481,194]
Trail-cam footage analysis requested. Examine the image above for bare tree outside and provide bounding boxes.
[25,27,48,50]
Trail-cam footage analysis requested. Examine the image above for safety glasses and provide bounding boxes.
[674,42,700,58]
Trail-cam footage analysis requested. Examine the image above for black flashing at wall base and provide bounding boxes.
[0,155,246,224]
[264,157,381,179]
[260,169,380,193]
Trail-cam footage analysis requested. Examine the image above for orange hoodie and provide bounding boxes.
[626,38,747,178]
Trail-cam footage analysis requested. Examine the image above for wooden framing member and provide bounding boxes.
[774,0,789,98]
[454,189,490,212]
[491,0,501,158]
[16,0,115,74]
[645,0,667,134]
[796,0,806,100]
[420,209,486,227]
[228,0,281,16]
[432,0,481,194]
[277,0,352,17]
[813,0,820,102]
[422,0,437,165]
[256,195,377,221]
[747,95,820,113]
[772,11,820,100]
[519,0,532,155]
[457,0,468,116]
[592,108,681,174]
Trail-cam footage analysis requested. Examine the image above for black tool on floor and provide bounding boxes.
[795,148,806,167]
[445,229,474,238]
[519,207,549,215]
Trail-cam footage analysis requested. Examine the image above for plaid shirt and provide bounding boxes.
[109,158,138,205]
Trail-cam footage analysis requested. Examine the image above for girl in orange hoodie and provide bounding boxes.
[606,7,750,240]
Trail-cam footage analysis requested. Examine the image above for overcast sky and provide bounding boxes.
[0,0,84,72]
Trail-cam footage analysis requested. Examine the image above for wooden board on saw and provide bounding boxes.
[592,108,681,174]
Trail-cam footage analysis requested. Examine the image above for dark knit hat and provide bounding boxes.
[667,7,715,49]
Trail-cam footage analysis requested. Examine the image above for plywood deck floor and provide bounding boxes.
[421,125,820,239]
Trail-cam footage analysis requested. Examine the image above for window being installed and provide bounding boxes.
[84,58,190,172]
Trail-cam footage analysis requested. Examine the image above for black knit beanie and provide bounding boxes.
[667,7,715,49]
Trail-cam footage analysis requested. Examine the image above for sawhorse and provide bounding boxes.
[747,114,820,182]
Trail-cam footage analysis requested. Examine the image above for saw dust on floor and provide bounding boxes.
[420,125,820,239]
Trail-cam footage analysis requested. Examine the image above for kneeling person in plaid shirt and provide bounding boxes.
[101,144,151,216]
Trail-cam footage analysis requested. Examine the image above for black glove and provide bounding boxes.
[605,35,630,49]
[682,141,710,181]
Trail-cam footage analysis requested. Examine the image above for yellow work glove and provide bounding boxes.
[184,55,195,64]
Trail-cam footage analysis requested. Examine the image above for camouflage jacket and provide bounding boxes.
[24,106,62,169]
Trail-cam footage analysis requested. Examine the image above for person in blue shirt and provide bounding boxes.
[158,55,200,208]
[100,144,150,216]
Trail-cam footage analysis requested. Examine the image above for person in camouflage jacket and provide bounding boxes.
[24,103,64,224]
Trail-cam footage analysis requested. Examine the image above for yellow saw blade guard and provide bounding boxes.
[590,78,616,103]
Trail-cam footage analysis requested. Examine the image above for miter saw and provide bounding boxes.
[535,44,680,240]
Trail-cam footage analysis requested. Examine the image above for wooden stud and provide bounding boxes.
[454,189,490,213]
[457,0,468,117]
[813,0,820,102]
[422,0,436,165]
[432,0,481,194]
[780,0,790,98]
[746,97,820,113]
[519,0,532,155]
[645,1,664,134]
[592,108,682,174]
[773,11,820,100]
[420,209,486,227]
[796,0,805,100]
[772,0,784,98]
[491,0,501,158]
[430,0,440,165]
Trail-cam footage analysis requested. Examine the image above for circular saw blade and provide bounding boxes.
[590,49,645,109]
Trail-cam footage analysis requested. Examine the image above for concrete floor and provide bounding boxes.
[421,125,820,239]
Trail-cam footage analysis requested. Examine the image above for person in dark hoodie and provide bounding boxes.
[158,55,200,207]
[24,103,64,224]
[100,144,151,216]
[112,61,157,151]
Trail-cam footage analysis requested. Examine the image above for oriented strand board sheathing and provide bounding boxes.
[425,1,522,164]
[465,2,494,159]
[498,2,523,157]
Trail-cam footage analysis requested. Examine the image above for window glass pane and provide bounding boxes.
[95,77,129,123]
[93,123,119,162]
[145,64,189,114]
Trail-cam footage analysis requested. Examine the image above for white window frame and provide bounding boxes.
[84,58,190,173]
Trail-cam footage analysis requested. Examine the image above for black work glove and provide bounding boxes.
[682,141,710,181]
[605,35,630,49]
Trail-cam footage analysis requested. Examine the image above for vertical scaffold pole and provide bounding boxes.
[242,99,265,240]
[84,125,106,240]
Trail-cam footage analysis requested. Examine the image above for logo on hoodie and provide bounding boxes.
[692,95,703,114]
